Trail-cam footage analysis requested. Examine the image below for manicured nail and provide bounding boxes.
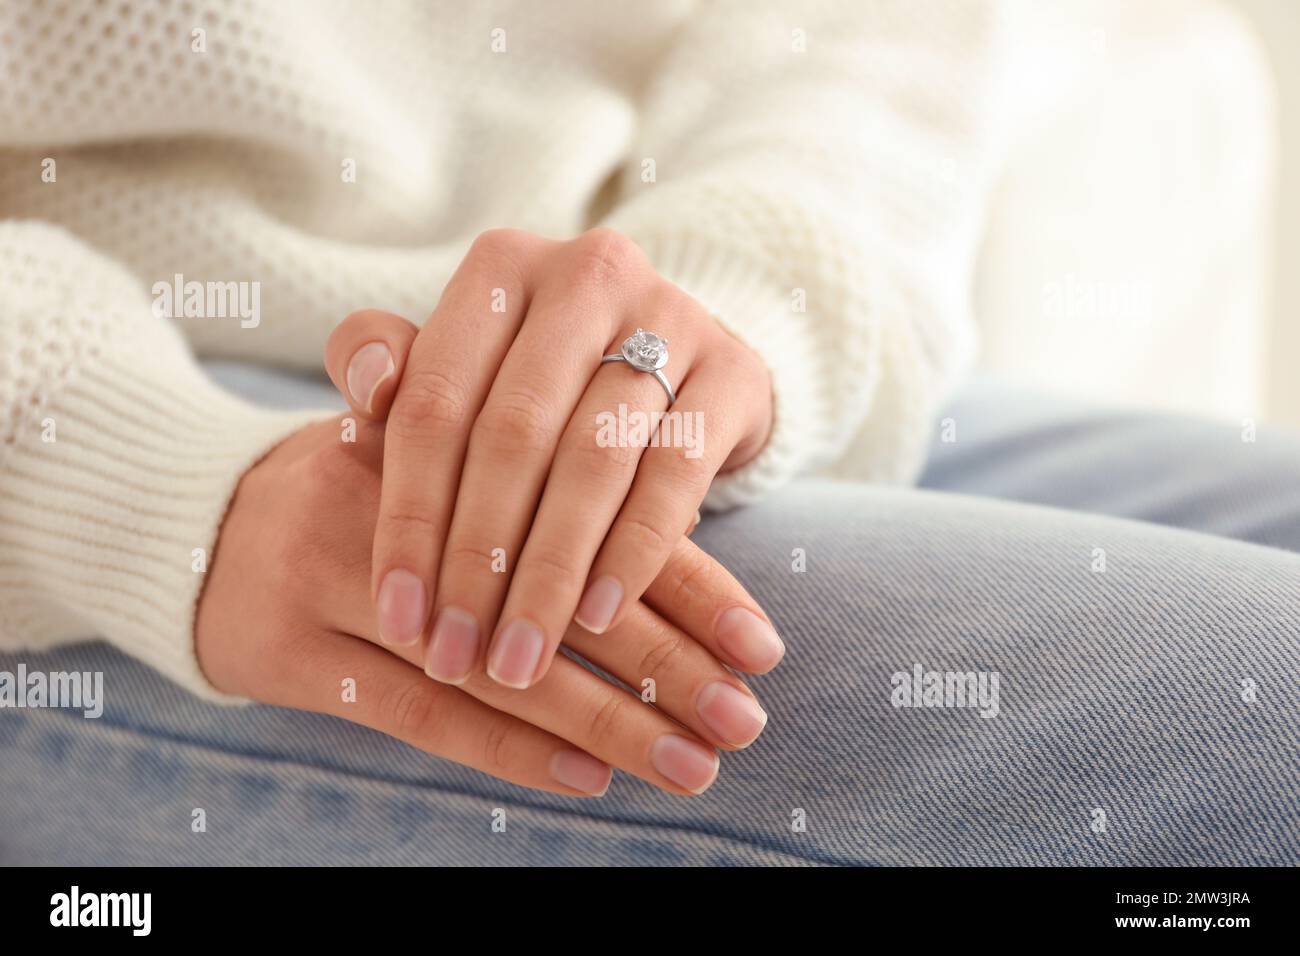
[424,606,479,684]
[487,618,545,688]
[575,576,623,634]
[550,750,612,796]
[715,606,785,672]
[376,568,426,646]
[696,681,768,748]
[346,341,395,413]
[650,735,720,794]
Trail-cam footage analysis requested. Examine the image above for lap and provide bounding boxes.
[694,480,1300,864]
[3,378,1298,865]
[921,378,1300,551]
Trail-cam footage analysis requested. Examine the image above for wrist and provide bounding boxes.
[1,346,326,703]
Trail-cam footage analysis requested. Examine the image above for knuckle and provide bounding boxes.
[480,717,517,773]
[566,228,646,287]
[472,391,556,456]
[662,545,720,612]
[463,230,531,296]
[376,505,441,547]
[614,513,673,559]
[572,420,642,477]
[392,366,471,435]
[469,228,529,261]
[383,681,441,741]
[655,443,715,490]
[297,441,360,502]
[584,693,632,751]
[523,540,585,588]
[636,630,690,685]
[441,541,503,577]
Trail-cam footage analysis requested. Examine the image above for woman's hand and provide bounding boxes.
[195,416,773,796]
[324,228,778,689]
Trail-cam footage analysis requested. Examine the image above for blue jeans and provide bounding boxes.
[2,377,1297,865]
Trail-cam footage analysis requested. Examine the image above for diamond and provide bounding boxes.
[620,328,669,371]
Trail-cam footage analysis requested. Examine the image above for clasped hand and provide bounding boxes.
[197,229,782,797]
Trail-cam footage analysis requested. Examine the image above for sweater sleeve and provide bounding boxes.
[602,0,1013,508]
[0,221,324,702]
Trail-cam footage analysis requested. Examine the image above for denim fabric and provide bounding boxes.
[921,379,1300,552]
[1,373,1297,865]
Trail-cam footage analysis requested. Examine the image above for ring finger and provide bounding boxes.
[578,348,767,636]
[485,296,704,689]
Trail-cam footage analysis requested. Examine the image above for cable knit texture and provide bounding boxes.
[0,0,1010,698]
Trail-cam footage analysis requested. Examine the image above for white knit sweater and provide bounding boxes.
[0,0,1010,700]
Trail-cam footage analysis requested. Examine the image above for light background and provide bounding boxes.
[974,0,1295,426]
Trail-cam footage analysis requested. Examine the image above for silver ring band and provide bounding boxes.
[600,354,677,404]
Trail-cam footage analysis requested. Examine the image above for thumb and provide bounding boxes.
[324,309,420,421]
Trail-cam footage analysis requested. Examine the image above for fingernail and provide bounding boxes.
[715,607,785,672]
[346,341,395,413]
[696,681,768,748]
[575,576,623,634]
[424,606,479,684]
[487,619,545,688]
[687,510,702,535]
[650,735,720,794]
[376,568,427,646]
[550,750,612,796]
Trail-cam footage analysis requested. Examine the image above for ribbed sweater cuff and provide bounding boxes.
[0,351,326,703]
[635,235,827,510]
